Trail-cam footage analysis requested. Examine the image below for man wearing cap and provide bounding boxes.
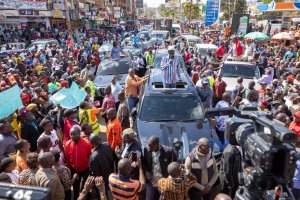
[115,128,142,180]
[196,78,213,109]
[289,111,300,137]
[161,46,182,88]
[0,120,17,161]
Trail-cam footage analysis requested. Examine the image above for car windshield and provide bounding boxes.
[123,47,140,56]
[139,95,204,121]
[153,53,185,69]
[189,39,202,46]
[220,63,260,79]
[198,48,217,56]
[151,33,166,38]
[97,59,130,76]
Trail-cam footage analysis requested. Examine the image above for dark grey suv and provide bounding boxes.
[134,68,221,162]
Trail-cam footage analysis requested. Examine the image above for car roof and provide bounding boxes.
[32,39,58,43]
[194,44,217,49]
[181,35,201,39]
[144,68,196,95]
[222,61,256,67]
[151,30,169,34]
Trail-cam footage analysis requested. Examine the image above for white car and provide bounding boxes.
[219,61,261,92]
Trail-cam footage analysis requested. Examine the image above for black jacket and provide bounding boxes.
[143,145,177,178]
[219,144,242,190]
[120,139,142,180]
[90,142,114,189]
[20,122,41,152]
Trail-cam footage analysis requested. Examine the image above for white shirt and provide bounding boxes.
[215,100,230,131]
[39,131,60,152]
[46,47,52,57]
[111,81,123,102]
[136,57,145,69]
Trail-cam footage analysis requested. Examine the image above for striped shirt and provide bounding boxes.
[161,55,182,84]
[157,174,197,200]
[109,173,143,200]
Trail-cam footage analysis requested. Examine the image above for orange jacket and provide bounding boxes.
[106,118,122,150]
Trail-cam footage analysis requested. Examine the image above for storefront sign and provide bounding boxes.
[97,10,109,20]
[114,7,120,18]
[0,0,48,10]
[19,10,40,16]
[205,0,220,26]
[53,3,65,10]
[52,10,65,18]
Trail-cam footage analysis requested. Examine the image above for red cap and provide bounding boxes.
[60,80,68,88]
[287,75,295,82]
[260,99,268,107]
[294,111,300,119]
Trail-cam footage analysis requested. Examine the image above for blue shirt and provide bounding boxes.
[294,160,300,189]
[111,47,122,59]
[160,55,182,84]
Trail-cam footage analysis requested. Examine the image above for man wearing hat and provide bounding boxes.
[289,111,300,137]
[115,128,142,180]
[196,77,213,109]
[161,46,182,88]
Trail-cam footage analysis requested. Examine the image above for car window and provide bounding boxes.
[139,95,204,121]
[188,39,202,46]
[97,59,131,76]
[220,64,260,79]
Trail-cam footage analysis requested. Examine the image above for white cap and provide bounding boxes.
[168,45,175,51]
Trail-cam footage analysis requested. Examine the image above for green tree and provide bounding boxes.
[182,2,200,20]
[159,4,179,18]
[220,0,247,20]
[262,0,284,4]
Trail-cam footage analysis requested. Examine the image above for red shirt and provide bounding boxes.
[213,80,227,99]
[290,121,300,137]
[65,138,92,172]
[215,46,225,57]
[185,52,190,64]
[63,118,79,145]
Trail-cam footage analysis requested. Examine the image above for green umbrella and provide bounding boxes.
[244,32,269,41]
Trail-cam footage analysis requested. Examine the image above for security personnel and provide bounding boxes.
[146,49,154,66]
[86,74,96,98]
[79,101,101,134]
[185,138,219,200]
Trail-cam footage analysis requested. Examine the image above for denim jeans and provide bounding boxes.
[163,83,177,88]
[127,96,139,112]
[146,182,160,200]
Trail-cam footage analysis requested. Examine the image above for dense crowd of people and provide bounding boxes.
[0,20,300,200]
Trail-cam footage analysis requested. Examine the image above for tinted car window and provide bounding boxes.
[97,59,131,76]
[139,95,204,121]
[220,63,260,79]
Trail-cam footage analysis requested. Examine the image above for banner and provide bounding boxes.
[50,82,86,109]
[0,0,48,10]
[0,85,22,120]
[52,10,64,18]
[205,0,220,27]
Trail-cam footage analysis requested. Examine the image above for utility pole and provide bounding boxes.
[63,0,72,33]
